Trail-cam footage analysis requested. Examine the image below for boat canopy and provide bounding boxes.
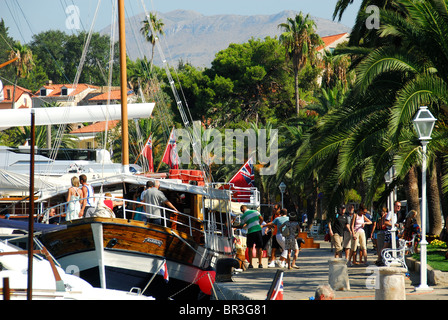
[0,169,62,194]
[0,218,66,233]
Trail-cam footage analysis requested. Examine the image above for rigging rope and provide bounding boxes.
[140,0,212,183]
[43,0,103,178]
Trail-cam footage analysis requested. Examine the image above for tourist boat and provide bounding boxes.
[0,227,154,300]
[35,172,255,300]
[0,1,260,300]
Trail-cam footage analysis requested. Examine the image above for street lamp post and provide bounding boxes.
[385,167,397,255]
[279,182,286,209]
[413,106,436,291]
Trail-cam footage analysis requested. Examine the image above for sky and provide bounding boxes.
[0,0,360,45]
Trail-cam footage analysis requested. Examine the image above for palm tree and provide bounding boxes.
[8,41,34,108]
[321,0,448,234]
[140,13,165,72]
[278,13,323,115]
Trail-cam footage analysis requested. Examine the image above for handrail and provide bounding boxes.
[40,196,204,238]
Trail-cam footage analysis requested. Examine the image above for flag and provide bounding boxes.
[142,134,154,172]
[269,271,284,300]
[158,260,169,283]
[228,157,255,202]
[161,127,179,169]
[229,157,255,188]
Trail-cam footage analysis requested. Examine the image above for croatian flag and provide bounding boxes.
[270,272,284,300]
[228,157,255,202]
[159,261,169,283]
[142,134,154,172]
[162,127,179,169]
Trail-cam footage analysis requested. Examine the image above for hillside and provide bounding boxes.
[102,10,351,67]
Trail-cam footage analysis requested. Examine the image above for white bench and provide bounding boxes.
[381,235,417,270]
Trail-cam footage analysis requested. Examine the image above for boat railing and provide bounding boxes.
[210,182,260,206]
[40,196,204,239]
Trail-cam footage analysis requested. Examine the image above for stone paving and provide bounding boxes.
[214,239,448,300]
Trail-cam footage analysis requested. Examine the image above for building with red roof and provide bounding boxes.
[32,81,99,108]
[0,84,33,109]
[70,120,120,149]
[318,32,349,53]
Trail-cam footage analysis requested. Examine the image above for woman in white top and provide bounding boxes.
[66,176,82,221]
[349,204,372,266]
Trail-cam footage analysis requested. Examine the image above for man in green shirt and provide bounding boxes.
[239,205,264,268]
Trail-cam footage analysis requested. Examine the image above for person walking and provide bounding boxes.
[373,206,391,265]
[280,211,301,269]
[344,204,355,261]
[349,204,372,266]
[265,208,289,268]
[66,176,82,221]
[267,204,281,268]
[238,205,264,268]
[328,205,350,258]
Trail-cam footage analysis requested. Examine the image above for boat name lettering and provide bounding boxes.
[143,237,163,247]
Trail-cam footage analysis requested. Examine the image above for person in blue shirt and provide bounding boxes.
[265,209,289,268]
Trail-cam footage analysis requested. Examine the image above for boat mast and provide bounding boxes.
[27,109,35,300]
[118,0,129,174]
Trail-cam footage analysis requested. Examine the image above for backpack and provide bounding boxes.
[281,221,291,237]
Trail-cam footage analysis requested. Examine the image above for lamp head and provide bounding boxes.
[413,106,436,141]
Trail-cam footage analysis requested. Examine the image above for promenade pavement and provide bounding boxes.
[214,239,448,300]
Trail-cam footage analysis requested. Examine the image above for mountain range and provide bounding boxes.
[101,10,351,67]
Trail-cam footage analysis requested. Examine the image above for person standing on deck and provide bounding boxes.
[66,176,82,221]
[238,205,264,268]
[79,174,95,218]
[141,180,178,225]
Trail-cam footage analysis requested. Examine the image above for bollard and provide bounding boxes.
[328,258,350,291]
[375,267,406,300]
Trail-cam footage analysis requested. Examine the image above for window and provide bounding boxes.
[61,87,68,96]
[40,89,47,96]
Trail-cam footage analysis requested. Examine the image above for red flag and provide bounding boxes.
[142,134,154,172]
[162,128,179,169]
[228,157,255,202]
[269,272,284,300]
[158,260,169,283]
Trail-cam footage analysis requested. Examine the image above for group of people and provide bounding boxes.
[65,175,178,225]
[328,203,372,266]
[328,200,421,266]
[237,204,302,270]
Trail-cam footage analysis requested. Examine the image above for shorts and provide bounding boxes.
[331,233,343,254]
[276,233,288,259]
[343,230,352,249]
[247,230,263,249]
[351,229,367,251]
[271,234,280,249]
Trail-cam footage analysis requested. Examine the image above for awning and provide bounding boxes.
[0,218,67,233]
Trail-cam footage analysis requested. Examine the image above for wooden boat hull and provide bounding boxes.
[40,217,215,300]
